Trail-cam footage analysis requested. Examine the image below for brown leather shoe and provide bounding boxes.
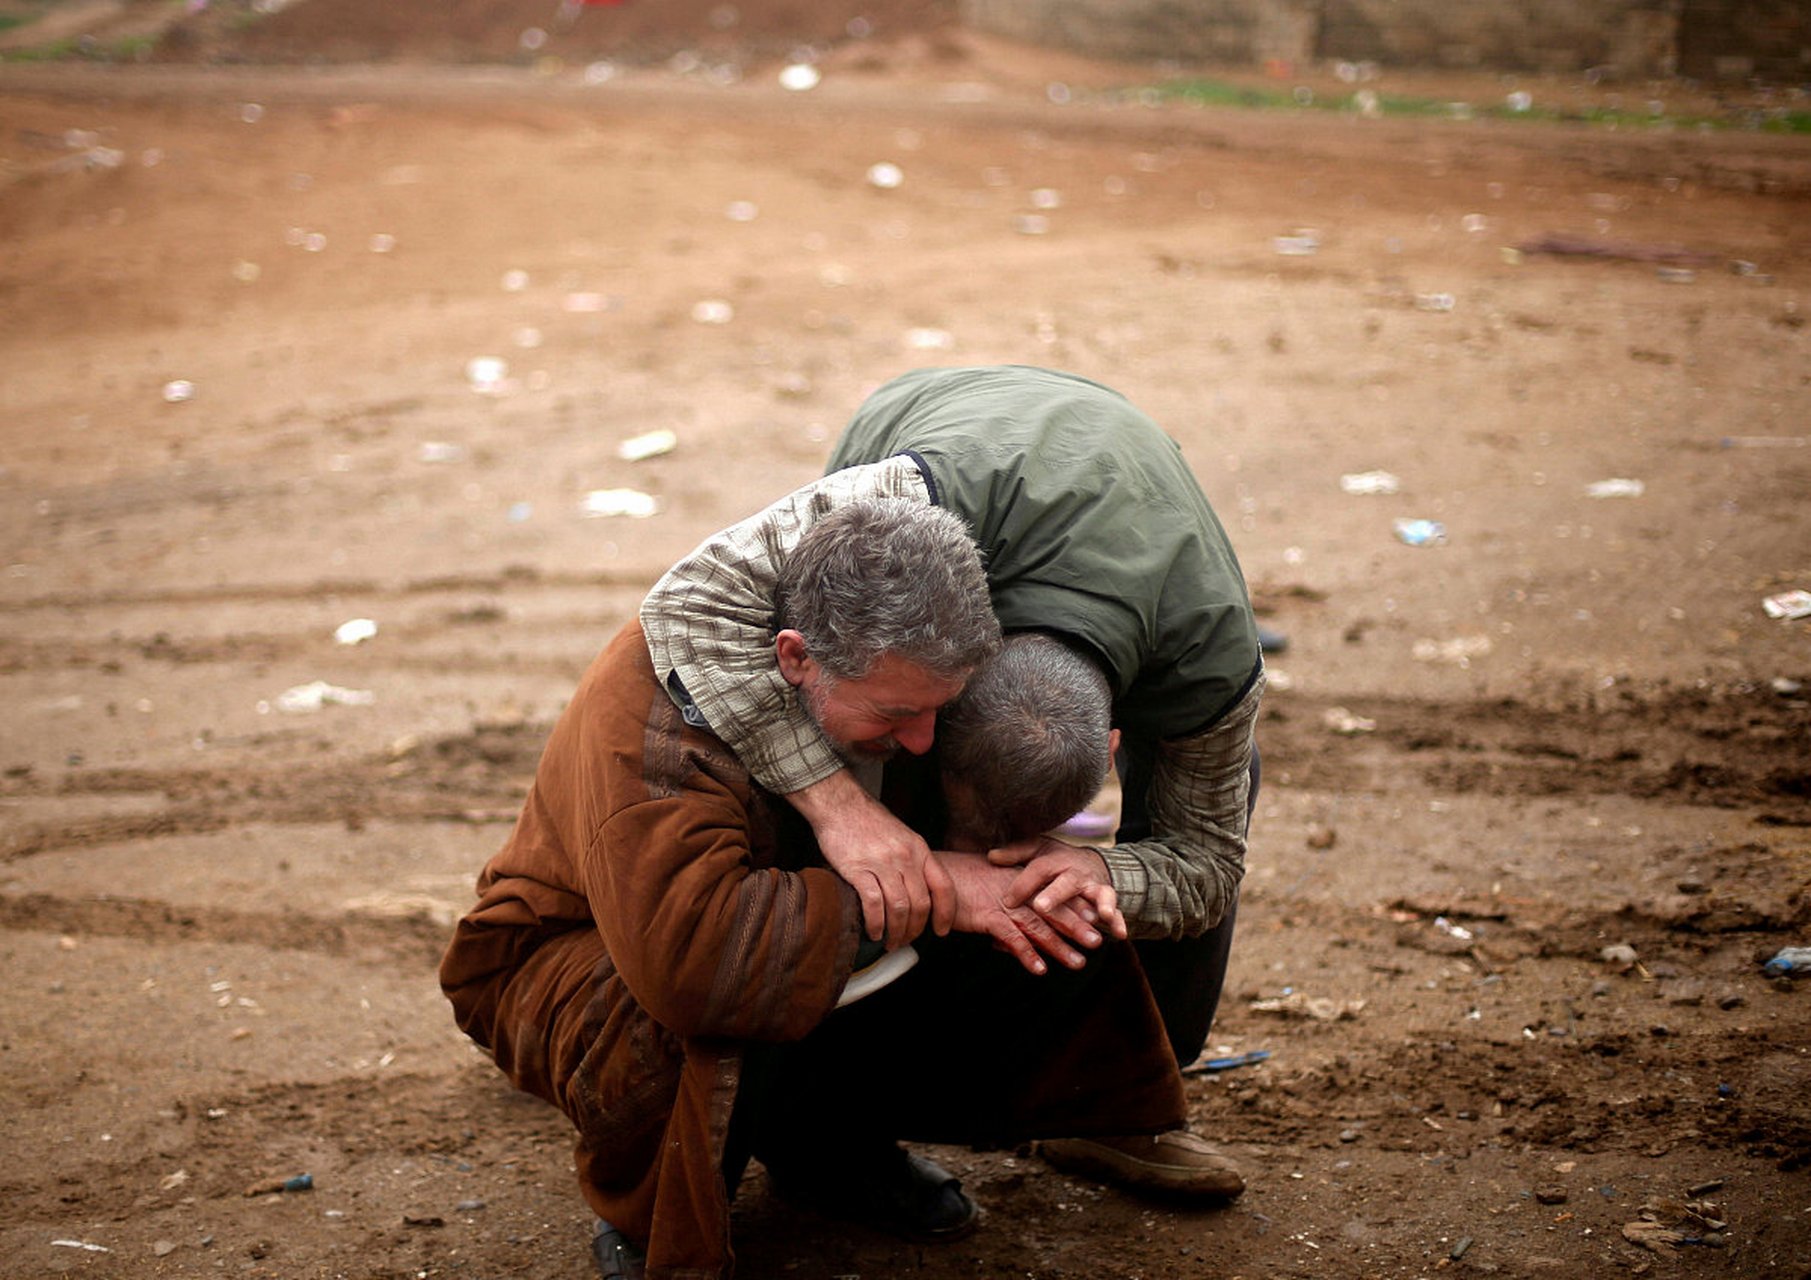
[1039,1131,1245,1200]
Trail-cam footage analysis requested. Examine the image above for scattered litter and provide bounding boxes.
[1323,706,1375,736]
[1773,677,1803,695]
[333,618,378,646]
[1434,916,1475,942]
[691,299,734,325]
[456,1198,487,1212]
[1340,470,1400,495]
[159,1169,190,1191]
[779,63,821,91]
[583,60,617,85]
[240,102,264,124]
[1761,590,1811,620]
[1012,214,1051,235]
[162,380,195,404]
[1414,292,1456,312]
[1585,478,1645,498]
[1506,90,1533,112]
[1762,946,1811,978]
[1657,267,1696,285]
[368,233,396,254]
[232,260,261,283]
[1412,635,1492,667]
[1029,187,1063,210]
[1250,991,1366,1021]
[866,162,903,190]
[418,441,466,464]
[274,681,374,714]
[905,327,954,351]
[1601,943,1640,970]
[580,488,660,519]
[616,429,677,462]
[51,1240,110,1252]
[507,501,533,523]
[1273,230,1319,256]
[563,291,609,313]
[1393,518,1446,547]
[501,269,529,292]
[244,1173,313,1197]
[1622,1194,1727,1256]
[1721,435,1806,448]
[465,357,509,393]
[1182,1048,1271,1076]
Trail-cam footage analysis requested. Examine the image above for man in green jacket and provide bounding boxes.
[642,365,1265,1197]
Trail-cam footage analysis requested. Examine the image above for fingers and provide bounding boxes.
[922,853,957,938]
[1038,901,1103,950]
[854,875,886,943]
[1010,909,1087,970]
[986,834,1044,868]
[986,919,1049,975]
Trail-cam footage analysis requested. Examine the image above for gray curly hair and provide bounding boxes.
[775,498,1000,682]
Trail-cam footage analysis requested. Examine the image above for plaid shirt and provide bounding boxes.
[640,455,1257,938]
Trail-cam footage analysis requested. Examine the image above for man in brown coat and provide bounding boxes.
[440,500,1189,1279]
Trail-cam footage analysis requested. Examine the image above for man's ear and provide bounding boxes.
[775,629,816,688]
[1107,726,1122,758]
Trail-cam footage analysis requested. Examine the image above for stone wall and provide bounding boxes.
[958,0,1811,81]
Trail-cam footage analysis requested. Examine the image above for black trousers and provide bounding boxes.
[1119,738,1261,1067]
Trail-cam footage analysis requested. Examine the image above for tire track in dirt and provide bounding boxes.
[1261,685,1811,820]
[0,891,449,965]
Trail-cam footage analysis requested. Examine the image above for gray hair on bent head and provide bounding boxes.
[775,498,1000,682]
[939,633,1113,847]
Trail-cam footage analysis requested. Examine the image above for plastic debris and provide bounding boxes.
[1250,991,1365,1021]
[616,429,677,462]
[866,162,904,190]
[1761,590,1811,620]
[1585,478,1645,498]
[1181,1048,1271,1076]
[1601,943,1639,970]
[1323,706,1375,736]
[1340,470,1400,495]
[368,233,397,254]
[1393,518,1446,547]
[52,1240,111,1253]
[418,441,466,464]
[1720,435,1806,449]
[243,1173,314,1197]
[1414,292,1456,312]
[691,299,734,325]
[333,618,378,646]
[779,63,821,91]
[1273,231,1319,256]
[161,380,195,404]
[1506,90,1533,112]
[580,488,660,519]
[275,681,374,713]
[1029,188,1063,210]
[1657,267,1696,284]
[1763,946,1811,978]
[465,357,508,393]
[1412,635,1492,667]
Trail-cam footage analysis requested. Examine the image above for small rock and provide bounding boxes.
[1306,825,1338,849]
[153,1240,178,1257]
[1535,1186,1569,1205]
[1338,1128,1360,1143]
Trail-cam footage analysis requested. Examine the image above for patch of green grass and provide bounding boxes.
[1148,75,1811,134]
[0,32,156,62]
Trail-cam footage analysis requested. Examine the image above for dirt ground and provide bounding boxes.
[3,3,1811,1277]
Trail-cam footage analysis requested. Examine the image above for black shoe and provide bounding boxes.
[771,1145,978,1242]
[591,1218,646,1280]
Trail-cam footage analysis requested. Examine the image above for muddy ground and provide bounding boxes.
[2,5,1810,1278]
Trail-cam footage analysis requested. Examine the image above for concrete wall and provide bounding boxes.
[959,0,1811,81]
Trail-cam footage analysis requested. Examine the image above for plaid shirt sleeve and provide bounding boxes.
[1098,669,1264,939]
[639,456,933,795]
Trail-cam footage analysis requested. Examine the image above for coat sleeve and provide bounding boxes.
[1098,670,1263,939]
